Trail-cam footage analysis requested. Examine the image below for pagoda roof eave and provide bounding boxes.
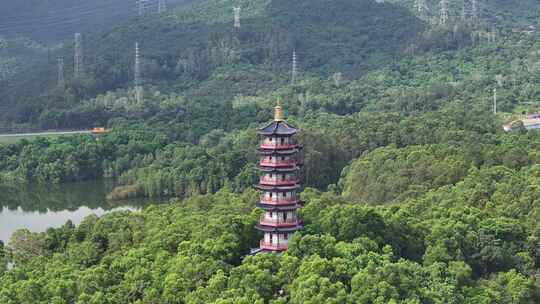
[257,120,300,136]
[254,184,300,191]
[258,149,300,155]
[255,224,303,233]
[256,203,301,210]
[253,187,296,193]
[258,166,299,173]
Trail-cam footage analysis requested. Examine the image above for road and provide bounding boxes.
[0,130,92,138]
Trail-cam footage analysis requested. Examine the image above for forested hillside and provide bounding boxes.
[2,0,539,128]
[1,0,424,125]
[5,123,540,302]
[392,0,540,26]
[0,0,197,42]
[1,0,540,302]
[0,38,51,83]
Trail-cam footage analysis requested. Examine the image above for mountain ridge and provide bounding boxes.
[0,0,425,125]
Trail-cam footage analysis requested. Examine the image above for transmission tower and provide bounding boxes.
[233,7,241,29]
[138,0,147,16]
[57,58,65,88]
[158,0,167,14]
[471,31,477,44]
[440,0,449,25]
[493,88,497,114]
[415,0,428,20]
[135,42,143,102]
[291,50,299,85]
[471,0,478,20]
[74,33,84,79]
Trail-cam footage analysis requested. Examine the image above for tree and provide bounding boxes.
[9,229,45,263]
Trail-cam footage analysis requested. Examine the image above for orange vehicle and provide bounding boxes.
[90,127,108,136]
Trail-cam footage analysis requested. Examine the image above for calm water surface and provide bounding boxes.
[0,180,159,243]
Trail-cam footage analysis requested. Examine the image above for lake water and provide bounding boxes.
[0,180,159,243]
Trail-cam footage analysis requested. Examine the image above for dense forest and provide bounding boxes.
[1,0,540,302]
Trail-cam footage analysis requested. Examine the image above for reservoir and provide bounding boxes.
[0,180,158,243]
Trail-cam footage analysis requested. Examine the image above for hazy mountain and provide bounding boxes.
[0,0,197,42]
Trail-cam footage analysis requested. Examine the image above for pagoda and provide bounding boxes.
[255,103,303,252]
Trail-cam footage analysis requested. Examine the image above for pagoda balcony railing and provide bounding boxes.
[260,159,297,167]
[259,177,298,186]
[260,196,298,205]
[260,143,299,150]
[260,240,288,251]
[259,216,300,227]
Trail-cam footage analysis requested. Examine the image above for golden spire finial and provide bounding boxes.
[274,100,283,121]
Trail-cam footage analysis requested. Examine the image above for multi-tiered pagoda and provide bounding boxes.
[255,103,303,252]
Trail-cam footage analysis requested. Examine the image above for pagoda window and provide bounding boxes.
[269,211,273,218]
[284,234,288,240]
[281,137,285,145]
